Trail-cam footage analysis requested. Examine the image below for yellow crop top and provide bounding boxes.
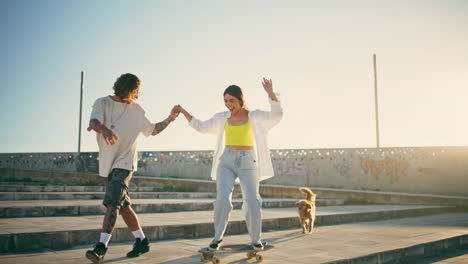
[224,119,255,146]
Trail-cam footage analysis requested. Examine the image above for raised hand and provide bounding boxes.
[262,77,278,101]
[262,77,273,94]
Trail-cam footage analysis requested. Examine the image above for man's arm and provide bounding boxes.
[152,116,174,136]
[151,106,180,136]
[88,119,119,145]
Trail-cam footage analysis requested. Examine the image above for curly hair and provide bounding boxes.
[224,85,246,108]
[113,73,140,100]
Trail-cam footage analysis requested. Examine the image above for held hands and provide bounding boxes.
[169,105,192,122]
[174,105,184,114]
[170,105,181,120]
[262,77,278,101]
[173,105,192,122]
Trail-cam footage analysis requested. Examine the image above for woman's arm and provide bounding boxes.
[176,105,193,122]
[176,105,220,135]
[257,78,283,128]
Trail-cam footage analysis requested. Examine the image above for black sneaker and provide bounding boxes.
[208,239,223,251]
[85,242,108,264]
[127,237,150,258]
[252,241,268,250]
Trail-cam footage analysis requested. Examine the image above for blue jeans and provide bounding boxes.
[213,148,262,244]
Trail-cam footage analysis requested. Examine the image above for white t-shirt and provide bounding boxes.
[90,96,154,177]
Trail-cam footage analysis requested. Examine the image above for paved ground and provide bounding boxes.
[1,212,467,264]
[0,205,444,234]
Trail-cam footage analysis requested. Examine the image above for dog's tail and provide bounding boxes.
[299,187,316,202]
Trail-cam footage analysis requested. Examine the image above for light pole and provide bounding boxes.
[78,71,84,154]
[373,54,380,148]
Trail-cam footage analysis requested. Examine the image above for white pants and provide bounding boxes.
[213,148,262,245]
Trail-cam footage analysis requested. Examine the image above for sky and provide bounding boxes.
[2,0,467,153]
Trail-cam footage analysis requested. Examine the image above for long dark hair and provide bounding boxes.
[113,73,140,100]
[223,85,246,108]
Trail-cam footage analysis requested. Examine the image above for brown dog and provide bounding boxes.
[295,187,316,234]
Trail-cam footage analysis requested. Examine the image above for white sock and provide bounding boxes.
[99,232,112,247]
[132,229,146,240]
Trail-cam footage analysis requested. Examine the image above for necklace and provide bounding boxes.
[110,98,128,129]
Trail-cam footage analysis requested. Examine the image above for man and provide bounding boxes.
[85,73,179,263]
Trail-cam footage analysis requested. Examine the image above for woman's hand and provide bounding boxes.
[262,77,278,101]
[175,105,193,122]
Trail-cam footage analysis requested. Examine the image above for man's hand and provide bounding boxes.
[88,119,118,145]
[102,127,119,145]
[170,105,180,120]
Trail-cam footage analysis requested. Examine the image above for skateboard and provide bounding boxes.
[199,243,274,263]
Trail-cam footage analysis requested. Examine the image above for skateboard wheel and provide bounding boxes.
[200,254,206,262]
[246,252,256,259]
[256,254,264,262]
[212,256,221,264]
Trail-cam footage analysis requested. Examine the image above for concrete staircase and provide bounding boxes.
[0,169,467,263]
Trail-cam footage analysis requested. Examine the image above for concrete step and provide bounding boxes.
[0,204,458,252]
[0,198,346,218]
[1,212,466,263]
[399,246,468,264]
[3,173,468,206]
[0,184,170,192]
[0,191,217,201]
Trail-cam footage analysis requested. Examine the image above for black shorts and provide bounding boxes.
[103,168,133,209]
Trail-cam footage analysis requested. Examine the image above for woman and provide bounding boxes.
[176,78,282,250]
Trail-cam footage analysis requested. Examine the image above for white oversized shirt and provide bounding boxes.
[189,97,283,182]
[90,96,154,177]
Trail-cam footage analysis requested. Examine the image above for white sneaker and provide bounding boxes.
[208,239,223,251]
[252,242,267,250]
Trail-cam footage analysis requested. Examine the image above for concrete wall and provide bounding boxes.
[1,147,467,196]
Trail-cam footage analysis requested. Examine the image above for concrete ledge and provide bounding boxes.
[326,234,468,264]
[0,168,104,186]
[0,205,457,252]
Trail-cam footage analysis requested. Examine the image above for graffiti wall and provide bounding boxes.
[0,147,467,196]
